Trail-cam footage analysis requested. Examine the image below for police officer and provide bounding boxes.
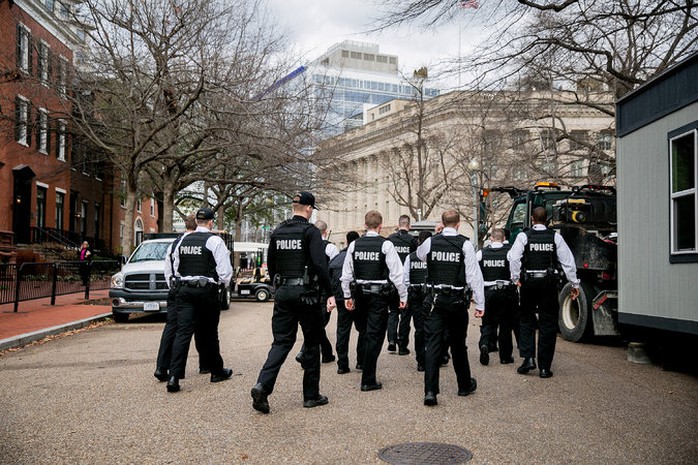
[387,215,418,355]
[508,206,579,378]
[251,192,336,414]
[416,210,484,406]
[166,208,233,393]
[295,220,338,366]
[403,230,432,371]
[155,214,209,381]
[340,210,407,391]
[330,231,363,374]
[476,228,518,365]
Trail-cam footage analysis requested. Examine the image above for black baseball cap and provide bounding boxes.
[195,207,215,220]
[292,191,318,210]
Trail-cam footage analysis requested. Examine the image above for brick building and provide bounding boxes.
[0,0,158,259]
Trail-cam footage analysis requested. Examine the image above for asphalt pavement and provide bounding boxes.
[0,299,697,464]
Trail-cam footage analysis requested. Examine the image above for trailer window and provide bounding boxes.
[669,126,697,261]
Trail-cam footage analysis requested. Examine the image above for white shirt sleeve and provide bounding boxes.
[326,243,339,261]
[164,242,174,288]
[340,242,356,299]
[555,232,580,287]
[507,232,527,282]
[208,236,233,286]
[463,240,485,311]
[384,241,407,301]
[403,255,411,287]
[416,237,431,262]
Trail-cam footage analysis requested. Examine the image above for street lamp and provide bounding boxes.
[467,159,481,248]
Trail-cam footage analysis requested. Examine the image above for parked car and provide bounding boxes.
[233,279,273,302]
[110,238,174,322]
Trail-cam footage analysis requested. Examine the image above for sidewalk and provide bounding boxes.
[0,289,111,351]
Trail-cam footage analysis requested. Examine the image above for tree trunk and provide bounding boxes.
[121,181,139,259]
[160,177,175,232]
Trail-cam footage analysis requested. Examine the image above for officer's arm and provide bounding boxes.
[340,243,355,299]
[463,242,485,312]
[308,228,332,294]
[555,233,580,288]
[164,243,174,288]
[508,233,526,283]
[403,256,411,287]
[267,238,278,283]
[384,242,407,302]
[208,237,233,286]
[326,243,339,261]
[416,238,430,262]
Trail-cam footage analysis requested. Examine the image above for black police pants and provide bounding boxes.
[336,299,366,371]
[519,281,559,370]
[355,293,389,386]
[156,288,208,373]
[256,286,323,401]
[298,307,334,361]
[387,294,400,345]
[479,288,519,361]
[169,286,224,379]
[408,290,427,366]
[423,293,472,395]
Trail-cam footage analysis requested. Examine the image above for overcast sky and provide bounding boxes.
[265,0,484,87]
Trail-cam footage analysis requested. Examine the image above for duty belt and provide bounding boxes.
[178,277,217,288]
[426,284,466,296]
[280,277,305,286]
[525,270,548,279]
[485,280,514,290]
[361,283,385,295]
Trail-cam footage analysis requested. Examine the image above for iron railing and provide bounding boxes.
[0,260,120,312]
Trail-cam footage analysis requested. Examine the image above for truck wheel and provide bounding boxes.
[220,288,231,311]
[558,282,592,342]
[113,312,129,323]
[255,288,270,302]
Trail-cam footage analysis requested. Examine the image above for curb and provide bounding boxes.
[0,312,112,351]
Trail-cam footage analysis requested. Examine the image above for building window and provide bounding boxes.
[14,96,30,146]
[377,55,388,63]
[669,127,697,259]
[37,186,47,230]
[16,24,32,73]
[81,200,88,236]
[597,131,613,150]
[378,104,391,115]
[569,130,588,150]
[364,53,375,61]
[341,50,349,58]
[45,0,55,12]
[57,119,66,161]
[150,197,155,216]
[94,203,100,241]
[56,191,65,231]
[58,57,68,98]
[37,109,49,153]
[38,42,50,84]
[570,160,586,178]
[136,198,142,212]
[540,128,555,151]
[120,180,126,208]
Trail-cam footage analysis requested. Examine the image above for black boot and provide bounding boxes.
[517,357,536,374]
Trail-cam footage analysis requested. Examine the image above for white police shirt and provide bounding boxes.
[170,226,233,287]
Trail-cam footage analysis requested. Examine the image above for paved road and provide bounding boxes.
[1,300,696,464]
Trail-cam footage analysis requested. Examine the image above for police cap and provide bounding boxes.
[292,191,318,210]
[195,207,215,220]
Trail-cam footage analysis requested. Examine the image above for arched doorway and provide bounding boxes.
[134,218,143,246]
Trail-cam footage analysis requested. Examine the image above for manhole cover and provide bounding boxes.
[378,442,473,465]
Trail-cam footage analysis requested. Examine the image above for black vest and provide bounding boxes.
[523,228,557,271]
[408,251,428,285]
[177,232,218,280]
[352,236,387,280]
[388,231,416,264]
[272,220,312,279]
[427,234,466,287]
[480,245,510,281]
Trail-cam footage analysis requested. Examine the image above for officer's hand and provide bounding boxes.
[515,280,521,288]
[326,296,336,312]
[345,298,354,311]
[474,309,484,318]
[570,287,580,300]
[399,300,407,310]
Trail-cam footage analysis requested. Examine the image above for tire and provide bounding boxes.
[113,312,129,323]
[558,281,593,342]
[220,288,231,311]
[255,288,270,302]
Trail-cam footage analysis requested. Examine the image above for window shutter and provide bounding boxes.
[16,24,22,69]
[35,110,42,148]
[27,32,33,75]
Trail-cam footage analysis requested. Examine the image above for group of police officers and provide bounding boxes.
[155,191,579,413]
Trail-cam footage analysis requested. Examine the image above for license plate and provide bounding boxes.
[240,289,250,295]
[144,302,160,311]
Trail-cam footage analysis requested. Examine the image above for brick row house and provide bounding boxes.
[0,0,158,261]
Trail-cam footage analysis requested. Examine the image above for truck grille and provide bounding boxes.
[124,273,168,290]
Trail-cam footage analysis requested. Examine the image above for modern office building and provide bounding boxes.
[308,40,440,134]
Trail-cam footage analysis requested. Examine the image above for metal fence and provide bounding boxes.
[0,260,120,312]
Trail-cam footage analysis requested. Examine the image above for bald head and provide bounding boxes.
[315,220,329,238]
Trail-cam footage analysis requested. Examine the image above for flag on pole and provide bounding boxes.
[460,0,479,8]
